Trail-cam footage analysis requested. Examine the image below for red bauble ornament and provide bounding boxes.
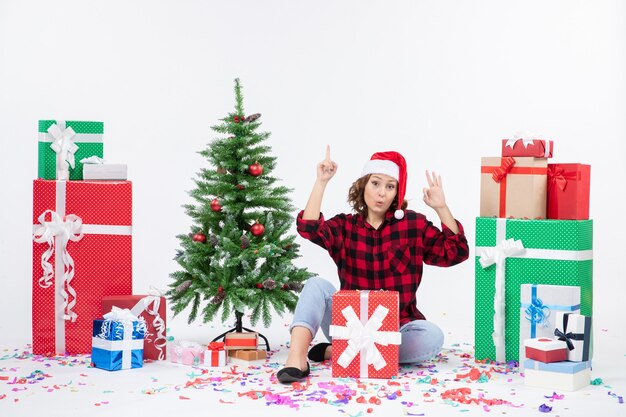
[248,161,263,177]
[192,232,206,243]
[250,222,265,236]
[236,184,245,190]
[234,116,240,123]
[218,286,223,292]
[256,283,263,289]
[210,198,222,212]
[282,284,289,290]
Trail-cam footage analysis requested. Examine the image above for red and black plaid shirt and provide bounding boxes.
[296,209,469,325]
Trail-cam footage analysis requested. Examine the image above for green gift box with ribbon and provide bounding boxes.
[38,120,104,180]
[474,217,592,363]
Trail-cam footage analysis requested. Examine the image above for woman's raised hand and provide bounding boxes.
[422,170,447,210]
[317,145,338,183]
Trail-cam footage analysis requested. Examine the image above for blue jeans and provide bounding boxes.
[290,277,444,364]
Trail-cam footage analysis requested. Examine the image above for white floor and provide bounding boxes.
[1,322,624,417]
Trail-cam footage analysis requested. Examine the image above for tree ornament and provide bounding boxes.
[176,280,192,293]
[210,198,222,212]
[192,232,207,243]
[248,161,263,177]
[282,284,289,290]
[209,234,219,247]
[236,184,245,190]
[217,167,227,174]
[250,221,265,236]
[211,291,225,304]
[245,113,261,123]
[240,233,250,249]
[218,286,223,292]
[233,115,240,123]
[262,278,276,290]
[284,243,293,250]
[287,282,304,292]
[256,283,263,289]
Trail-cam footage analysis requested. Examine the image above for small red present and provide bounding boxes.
[329,290,401,379]
[224,332,258,350]
[502,137,554,158]
[204,342,227,367]
[547,164,591,220]
[524,338,568,363]
[32,180,132,355]
[102,294,167,360]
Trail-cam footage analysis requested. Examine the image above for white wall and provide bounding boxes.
[1,1,624,347]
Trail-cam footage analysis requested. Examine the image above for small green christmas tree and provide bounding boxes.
[168,78,313,329]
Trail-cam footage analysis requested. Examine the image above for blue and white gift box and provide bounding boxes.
[524,359,591,391]
[91,307,146,371]
[519,284,580,369]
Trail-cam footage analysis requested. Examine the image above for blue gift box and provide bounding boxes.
[91,318,145,371]
[524,359,592,374]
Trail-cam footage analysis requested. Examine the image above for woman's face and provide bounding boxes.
[363,173,398,219]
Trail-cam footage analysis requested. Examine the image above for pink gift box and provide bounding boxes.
[170,341,204,366]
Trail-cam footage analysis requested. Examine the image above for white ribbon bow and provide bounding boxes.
[478,238,525,363]
[33,210,84,322]
[505,133,541,149]
[48,122,78,178]
[330,304,402,372]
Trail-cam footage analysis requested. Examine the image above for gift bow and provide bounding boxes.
[524,296,550,329]
[478,238,525,363]
[554,328,576,351]
[104,306,138,322]
[32,209,84,321]
[491,157,516,183]
[208,341,225,351]
[504,134,536,150]
[547,166,568,191]
[48,121,78,173]
[330,304,402,371]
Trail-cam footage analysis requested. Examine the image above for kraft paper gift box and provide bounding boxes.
[227,349,267,361]
[91,308,145,371]
[102,295,167,360]
[204,342,228,367]
[480,156,548,219]
[38,120,104,180]
[524,338,568,363]
[83,163,128,180]
[519,284,581,367]
[524,359,591,391]
[554,312,592,362]
[329,290,402,379]
[170,341,205,366]
[501,138,554,158]
[547,164,591,220]
[32,179,132,355]
[474,217,592,363]
[224,332,258,350]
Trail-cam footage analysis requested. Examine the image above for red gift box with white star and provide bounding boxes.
[329,290,401,379]
[32,179,132,355]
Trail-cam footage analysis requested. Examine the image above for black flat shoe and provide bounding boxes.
[307,342,331,362]
[276,362,310,383]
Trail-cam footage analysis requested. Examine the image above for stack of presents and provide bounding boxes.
[475,137,592,391]
[170,332,267,368]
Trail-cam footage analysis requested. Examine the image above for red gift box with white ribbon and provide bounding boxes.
[501,137,554,158]
[102,294,167,360]
[32,179,132,355]
[329,290,401,379]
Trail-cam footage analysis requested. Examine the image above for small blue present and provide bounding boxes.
[91,307,146,371]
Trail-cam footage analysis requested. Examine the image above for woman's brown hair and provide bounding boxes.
[347,174,408,217]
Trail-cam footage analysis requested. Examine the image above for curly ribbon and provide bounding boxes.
[32,209,83,324]
[329,291,402,377]
[475,219,592,362]
[130,289,167,360]
[524,286,551,336]
[47,121,78,180]
[478,234,525,363]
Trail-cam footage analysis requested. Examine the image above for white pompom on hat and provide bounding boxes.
[360,151,408,219]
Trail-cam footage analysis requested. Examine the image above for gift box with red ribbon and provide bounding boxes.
[204,342,227,367]
[524,337,568,363]
[501,138,554,158]
[224,332,258,350]
[547,164,591,220]
[32,179,132,355]
[102,294,167,360]
[329,290,401,379]
[480,156,548,219]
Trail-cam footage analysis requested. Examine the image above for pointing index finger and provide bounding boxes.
[325,145,331,161]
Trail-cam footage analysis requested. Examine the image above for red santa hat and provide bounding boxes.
[360,151,407,219]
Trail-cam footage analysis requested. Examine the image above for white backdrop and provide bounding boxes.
[1,1,624,349]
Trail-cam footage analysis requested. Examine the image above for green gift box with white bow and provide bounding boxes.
[474,217,593,363]
[38,120,104,180]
